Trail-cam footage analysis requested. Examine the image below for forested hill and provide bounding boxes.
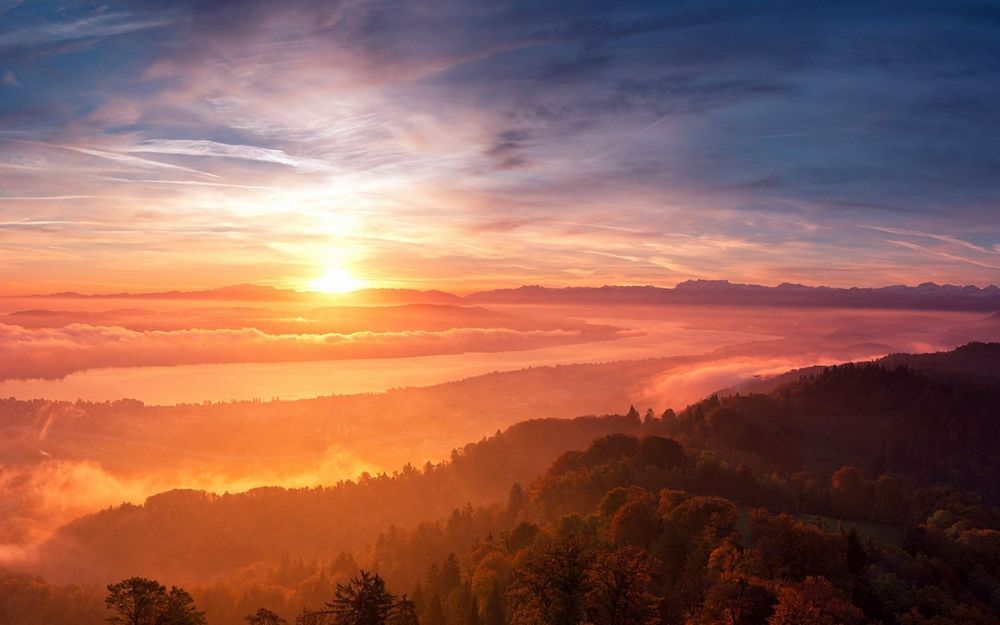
[34,413,655,584]
[878,341,1000,382]
[665,355,1000,501]
[5,344,1000,625]
[31,344,1000,586]
[730,340,1000,396]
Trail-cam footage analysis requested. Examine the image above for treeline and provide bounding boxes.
[663,363,1000,502]
[360,434,1000,625]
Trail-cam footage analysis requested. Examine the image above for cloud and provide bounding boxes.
[0,11,173,50]
[0,1,998,290]
[125,139,333,171]
[0,322,608,381]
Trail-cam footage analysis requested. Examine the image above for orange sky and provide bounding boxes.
[2,3,999,295]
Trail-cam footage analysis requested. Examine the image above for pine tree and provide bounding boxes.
[388,595,419,625]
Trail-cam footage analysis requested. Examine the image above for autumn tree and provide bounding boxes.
[508,533,594,625]
[609,489,661,548]
[585,546,661,625]
[768,577,863,625]
[697,575,774,625]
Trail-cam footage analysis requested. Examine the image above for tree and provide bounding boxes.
[161,588,206,625]
[325,571,395,625]
[105,577,205,625]
[421,592,445,625]
[508,533,594,625]
[295,609,331,625]
[247,607,288,625]
[482,582,506,625]
[768,577,862,625]
[438,554,461,598]
[830,467,870,519]
[698,575,774,625]
[609,490,661,548]
[585,547,661,625]
[388,596,419,625]
[507,483,528,519]
[845,528,867,576]
[106,578,168,625]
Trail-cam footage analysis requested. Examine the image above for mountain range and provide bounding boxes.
[18,280,1000,311]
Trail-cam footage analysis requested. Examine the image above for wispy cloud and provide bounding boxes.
[126,139,333,171]
[885,239,1000,270]
[0,11,173,50]
[0,1,998,291]
[863,225,998,255]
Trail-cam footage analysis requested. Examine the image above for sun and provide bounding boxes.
[309,266,367,293]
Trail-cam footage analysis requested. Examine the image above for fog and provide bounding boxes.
[1,297,998,567]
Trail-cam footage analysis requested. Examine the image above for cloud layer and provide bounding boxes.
[0,322,605,381]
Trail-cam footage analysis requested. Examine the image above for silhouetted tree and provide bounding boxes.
[295,608,331,625]
[106,578,167,625]
[388,595,419,625]
[105,577,205,625]
[247,607,287,625]
[161,588,206,625]
[325,571,395,625]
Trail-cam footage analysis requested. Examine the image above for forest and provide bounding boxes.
[3,345,1000,625]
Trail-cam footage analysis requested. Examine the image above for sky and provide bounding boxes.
[1,0,999,294]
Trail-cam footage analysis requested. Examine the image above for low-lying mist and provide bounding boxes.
[1,298,998,568]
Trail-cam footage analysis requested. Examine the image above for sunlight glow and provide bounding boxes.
[309,266,366,293]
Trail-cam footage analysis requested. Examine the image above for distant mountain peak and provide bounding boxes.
[469,280,1000,311]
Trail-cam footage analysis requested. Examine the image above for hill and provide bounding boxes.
[25,344,1000,588]
[664,354,1000,502]
[32,413,655,584]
